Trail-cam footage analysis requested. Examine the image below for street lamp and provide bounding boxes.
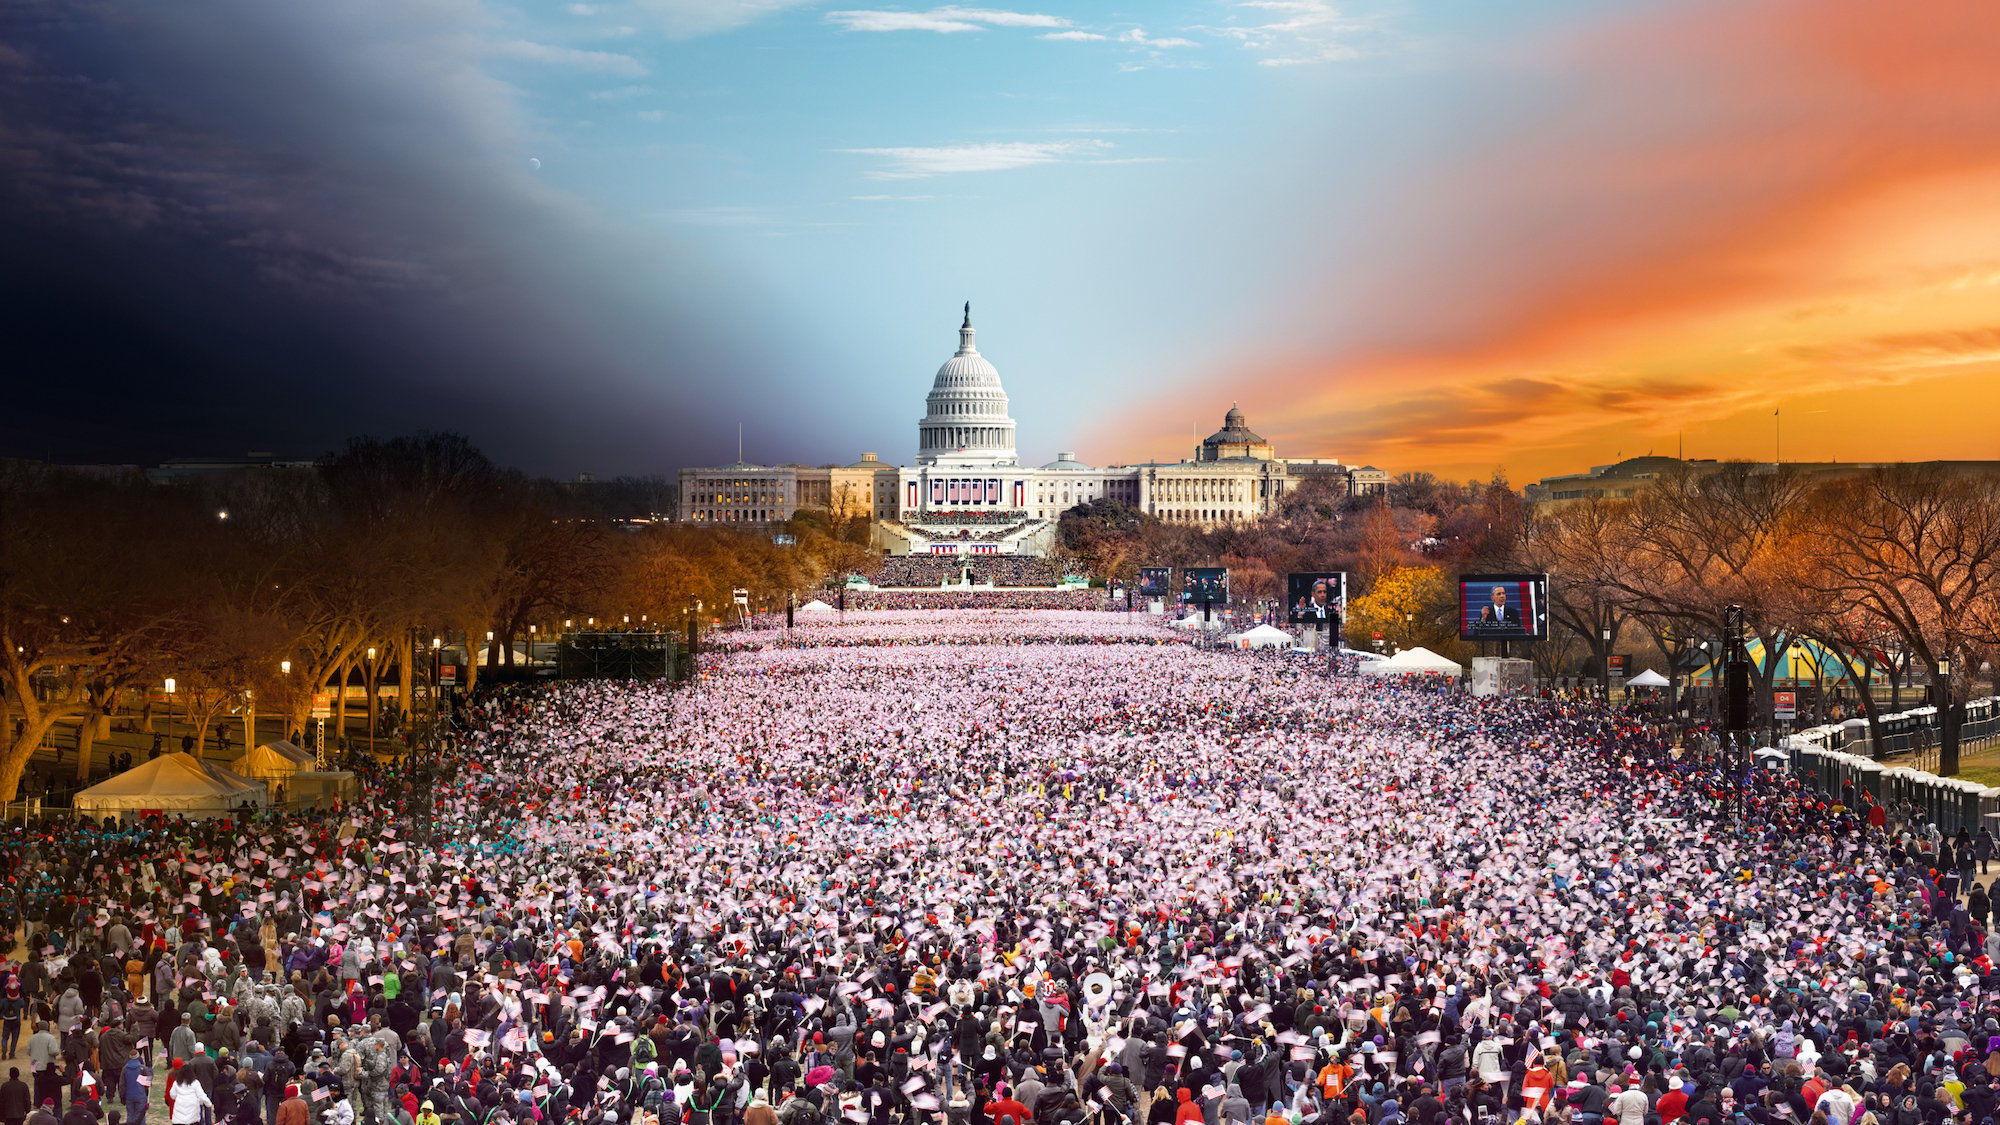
[163,678,177,756]
[365,646,378,747]
[1602,627,1614,697]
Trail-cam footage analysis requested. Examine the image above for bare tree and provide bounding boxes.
[1616,462,1820,734]
[1522,498,1639,690]
[1804,466,2000,775]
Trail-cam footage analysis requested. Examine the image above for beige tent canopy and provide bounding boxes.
[232,740,315,781]
[1359,646,1464,678]
[1227,624,1296,649]
[73,752,268,819]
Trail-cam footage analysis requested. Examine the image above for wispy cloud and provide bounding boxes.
[1206,0,1362,66]
[826,6,1070,33]
[491,40,648,77]
[586,84,651,100]
[1119,28,1199,49]
[1040,30,1106,41]
[839,139,1113,178]
[851,194,936,201]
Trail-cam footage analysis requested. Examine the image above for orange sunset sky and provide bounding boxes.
[1097,0,2000,483]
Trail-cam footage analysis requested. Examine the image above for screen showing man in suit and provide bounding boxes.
[1286,572,1346,627]
[1183,567,1229,605]
[1458,574,1547,640]
[1137,567,1172,598]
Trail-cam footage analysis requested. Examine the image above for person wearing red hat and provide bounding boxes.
[984,1087,1030,1125]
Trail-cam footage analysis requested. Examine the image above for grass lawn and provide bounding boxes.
[1953,765,2000,789]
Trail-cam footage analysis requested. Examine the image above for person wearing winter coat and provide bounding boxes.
[121,1058,148,1125]
[59,1095,100,1125]
[167,1072,211,1125]
[271,1088,306,1125]
[1219,1087,1250,1125]
[1469,1041,1504,1087]
[1096,1067,1139,1115]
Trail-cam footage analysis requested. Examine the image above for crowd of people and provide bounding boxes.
[723,611,1180,650]
[829,592,1104,612]
[1,609,1996,1125]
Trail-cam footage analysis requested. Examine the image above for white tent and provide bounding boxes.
[1626,669,1670,688]
[232,740,314,782]
[1360,646,1464,677]
[1227,624,1295,649]
[798,599,836,613]
[74,752,268,819]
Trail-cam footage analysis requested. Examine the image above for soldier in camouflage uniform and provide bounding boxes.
[354,1032,396,1125]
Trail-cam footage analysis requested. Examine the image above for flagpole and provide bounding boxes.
[1774,406,1781,465]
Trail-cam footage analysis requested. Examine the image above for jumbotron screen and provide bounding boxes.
[1286,572,1346,627]
[1183,567,1229,605]
[1137,567,1173,598]
[1458,574,1549,640]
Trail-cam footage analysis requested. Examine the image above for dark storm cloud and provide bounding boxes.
[0,0,779,474]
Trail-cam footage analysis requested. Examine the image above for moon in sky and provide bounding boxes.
[529,157,542,170]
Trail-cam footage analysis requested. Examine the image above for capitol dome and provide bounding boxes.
[917,303,1018,466]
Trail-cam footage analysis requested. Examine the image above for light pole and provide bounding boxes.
[430,636,443,747]
[163,678,176,756]
[365,646,377,750]
[1404,611,1414,653]
[1696,641,1712,728]
[1602,626,1614,699]
[528,624,538,668]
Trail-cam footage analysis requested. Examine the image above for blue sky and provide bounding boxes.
[473,0,1620,470]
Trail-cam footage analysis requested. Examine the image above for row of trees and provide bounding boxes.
[10,441,1998,796]
[1058,473,1524,607]
[0,434,875,801]
[1058,463,2000,774]
[1529,463,2000,773]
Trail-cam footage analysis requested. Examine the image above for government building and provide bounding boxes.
[678,306,1386,557]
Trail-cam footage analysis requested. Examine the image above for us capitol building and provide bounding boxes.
[678,305,1386,557]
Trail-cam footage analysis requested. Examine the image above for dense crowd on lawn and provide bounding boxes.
[829,592,1105,612]
[722,611,1182,650]
[3,610,1999,1125]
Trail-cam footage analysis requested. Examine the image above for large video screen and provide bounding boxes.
[1286,572,1346,626]
[1458,573,1549,640]
[1183,567,1229,605]
[1137,567,1172,598]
